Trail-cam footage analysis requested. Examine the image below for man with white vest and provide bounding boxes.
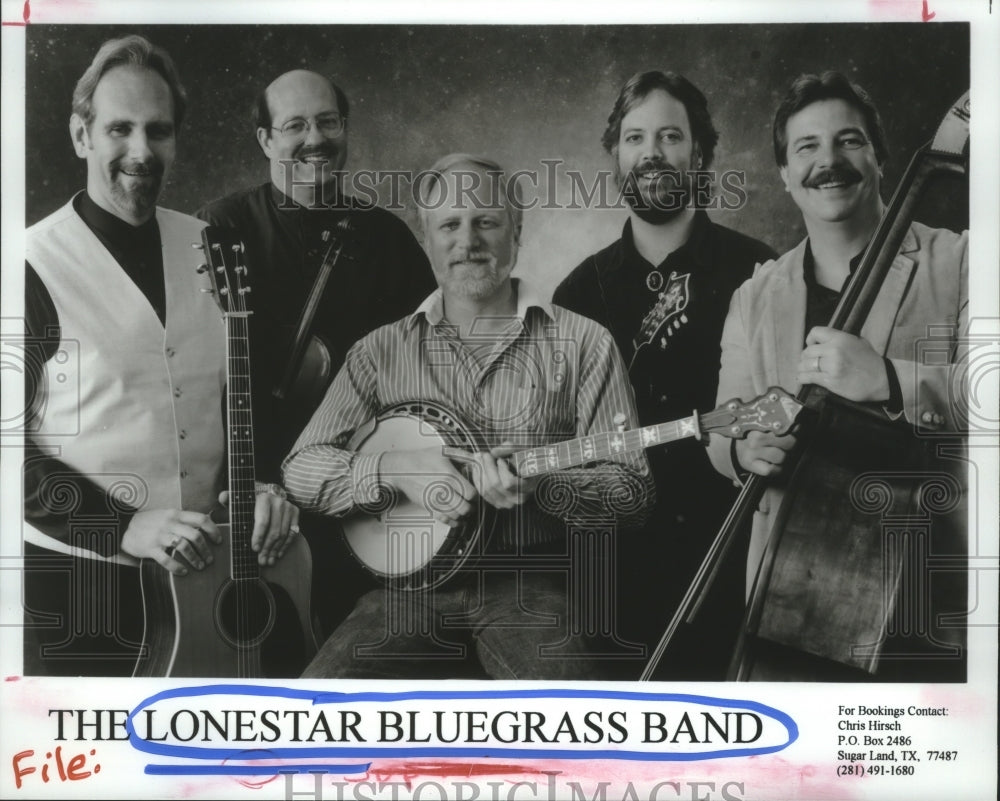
[23,35,298,676]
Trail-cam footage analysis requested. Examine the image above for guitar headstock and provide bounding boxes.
[703,386,803,439]
[196,226,252,316]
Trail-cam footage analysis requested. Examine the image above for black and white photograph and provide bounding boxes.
[1,1,997,799]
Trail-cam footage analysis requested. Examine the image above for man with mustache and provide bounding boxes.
[23,35,298,675]
[196,69,435,636]
[553,71,776,677]
[706,72,968,676]
[283,154,655,679]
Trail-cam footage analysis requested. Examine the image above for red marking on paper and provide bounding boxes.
[922,0,936,20]
[366,761,553,785]
[5,675,22,681]
[358,757,865,799]
[1,0,29,25]
[866,0,924,19]
[11,746,101,789]
[222,754,282,789]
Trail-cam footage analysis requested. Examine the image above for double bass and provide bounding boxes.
[643,90,970,682]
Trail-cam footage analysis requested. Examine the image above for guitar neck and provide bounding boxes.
[225,312,259,580]
[512,411,714,477]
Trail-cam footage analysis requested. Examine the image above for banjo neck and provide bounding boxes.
[508,405,744,477]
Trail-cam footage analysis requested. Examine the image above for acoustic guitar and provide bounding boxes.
[342,390,802,592]
[133,227,318,678]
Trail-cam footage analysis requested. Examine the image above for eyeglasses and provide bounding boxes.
[271,113,347,139]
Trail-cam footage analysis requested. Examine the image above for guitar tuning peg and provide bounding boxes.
[200,288,214,294]
[192,242,204,250]
[196,263,208,273]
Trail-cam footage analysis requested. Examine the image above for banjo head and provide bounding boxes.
[344,401,489,591]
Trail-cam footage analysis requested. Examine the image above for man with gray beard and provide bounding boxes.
[284,153,654,679]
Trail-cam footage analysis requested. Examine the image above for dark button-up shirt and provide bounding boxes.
[196,183,436,477]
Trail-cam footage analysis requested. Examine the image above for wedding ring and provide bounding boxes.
[166,536,181,556]
[814,356,822,373]
[289,524,300,535]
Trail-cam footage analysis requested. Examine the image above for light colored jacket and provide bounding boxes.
[707,222,968,589]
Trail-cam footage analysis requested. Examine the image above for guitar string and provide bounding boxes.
[223,243,259,677]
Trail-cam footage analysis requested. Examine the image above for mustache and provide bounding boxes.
[295,144,340,161]
[449,250,495,267]
[636,157,668,171]
[629,158,681,178]
[117,159,162,177]
[803,166,863,188]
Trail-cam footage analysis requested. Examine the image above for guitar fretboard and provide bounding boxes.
[226,312,259,581]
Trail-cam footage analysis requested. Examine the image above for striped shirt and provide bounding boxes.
[282,279,655,548]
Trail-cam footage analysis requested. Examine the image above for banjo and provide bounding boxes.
[342,389,802,591]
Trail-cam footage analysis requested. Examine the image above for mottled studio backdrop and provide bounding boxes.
[25,23,968,297]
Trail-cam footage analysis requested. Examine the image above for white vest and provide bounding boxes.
[26,198,227,526]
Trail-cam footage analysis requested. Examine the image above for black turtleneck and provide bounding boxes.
[26,192,165,354]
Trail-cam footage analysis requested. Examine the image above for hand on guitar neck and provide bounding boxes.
[379,443,539,527]
[120,489,301,574]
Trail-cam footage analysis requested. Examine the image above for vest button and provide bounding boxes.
[174,387,182,398]
[179,430,187,439]
[180,470,188,479]
[166,347,176,357]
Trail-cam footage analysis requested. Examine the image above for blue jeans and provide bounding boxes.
[301,570,606,680]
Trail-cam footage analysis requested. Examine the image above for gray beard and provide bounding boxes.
[111,176,161,218]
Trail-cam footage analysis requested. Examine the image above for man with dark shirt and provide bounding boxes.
[196,70,436,634]
[23,35,298,676]
[707,72,967,680]
[553,71,776,678]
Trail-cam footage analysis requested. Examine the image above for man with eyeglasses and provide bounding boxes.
[196,69,435,636]
[706,72,968,680]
